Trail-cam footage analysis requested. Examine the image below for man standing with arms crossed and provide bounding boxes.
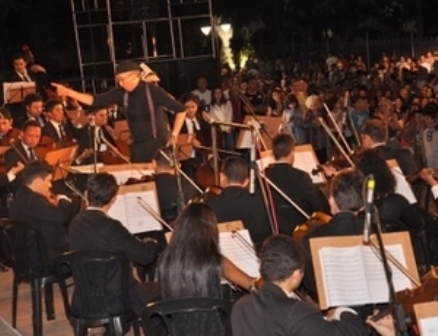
[52,60,186,162]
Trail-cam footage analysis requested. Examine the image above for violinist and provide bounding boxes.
[74,108,117,165]
[179,93,209,179]
[0,107,20,145]
[231,235,371,335]
[361,118,417,175]
[41,99,75,146]
[4,120,41,191]
[14,93,46,129]
[69,173,160,316]
[265,134,330,235]
[9,160,79,265]
[301,168,365,301]
[206,157,272,251]
[152,146,199,223]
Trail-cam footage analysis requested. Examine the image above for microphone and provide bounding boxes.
[363,174,375,243]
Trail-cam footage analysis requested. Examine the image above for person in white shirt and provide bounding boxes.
[422,107,438,169]
[191,76,212,108]
[420,168,438,201]
[209,87,234,150]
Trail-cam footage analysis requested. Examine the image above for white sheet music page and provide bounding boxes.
[390,166,417,204]
[219,230,259,278]
[294,151,325,184]
[256,155,274,171]
[124,191,162,234]
[419,317,438,336]
[108,194,129,230]
[319,246,370,307]
[363,244,411,303]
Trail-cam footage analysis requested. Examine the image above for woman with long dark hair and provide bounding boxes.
[158,203,253,335]
[158,203,222,300]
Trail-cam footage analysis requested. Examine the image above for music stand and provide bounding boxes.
[236,116,282,150]
[2,82,36,104]
[45,146,78,181]
[176,134,194,161]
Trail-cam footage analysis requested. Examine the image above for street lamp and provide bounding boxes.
[201,18,234,67]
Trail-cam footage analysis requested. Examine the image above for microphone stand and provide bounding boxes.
[171,140,185,214]
[239,93,273,142]
[203,113,252,187]
[89,117,98,174]
[368,207,409,336]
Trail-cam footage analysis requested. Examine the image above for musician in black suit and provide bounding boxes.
[206,157,272,250]
[69,173,160,315]
[42,99,74,144]
[14,93,46,130]
[9,161,78,264]
[178,93,211,179]
[265,134,330,235]
[301,168,366,301]
[74,108,117,165]
[231,235,370,336]
[152,146,199,223]
[4,120,42,191]
[6,53,38,83]
[361,118,418,175]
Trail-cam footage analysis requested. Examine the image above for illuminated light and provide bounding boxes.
[201,26,212,36]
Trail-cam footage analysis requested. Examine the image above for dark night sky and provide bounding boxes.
[2,0,438,75]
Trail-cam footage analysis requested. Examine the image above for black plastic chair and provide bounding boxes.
[141,297,233,336]
[0,219,57,336]
[54,250,140,336]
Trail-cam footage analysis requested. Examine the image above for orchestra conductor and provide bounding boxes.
[52,60,187,162]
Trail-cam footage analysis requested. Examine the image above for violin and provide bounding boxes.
[0,128,21,146]
[292,212,332,242]
[396,267,438,321]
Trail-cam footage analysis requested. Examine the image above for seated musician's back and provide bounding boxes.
[231,235,369,336]
[152,146,199,223]
[9,161,78,264]
[206,157,272,250]
[68,173,160,315]
[301,168,365,300]
[265,133,330,234]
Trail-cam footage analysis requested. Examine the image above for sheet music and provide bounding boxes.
[108,194,128,228]
[110,169,154,185]
[72,163,104,174]
[419,317,438,336]
[256,155,274,171]
[363,244,411,303]
[219,230,259,278]
[124,191,162,234]
[319,246,370,307]
[237,129,253,149]
[390,166,417,204]
[294,151,325,184]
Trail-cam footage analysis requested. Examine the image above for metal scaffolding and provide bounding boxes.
[70,0,215,91]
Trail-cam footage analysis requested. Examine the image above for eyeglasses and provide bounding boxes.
[116,72,136,82]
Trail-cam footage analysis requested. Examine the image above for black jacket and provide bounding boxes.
[206,186,272,249]
[265,163,330,234]
[231,281,368,336]
[9,185,77,263]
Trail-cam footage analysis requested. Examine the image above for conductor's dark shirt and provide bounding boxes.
[92,82,185,143]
